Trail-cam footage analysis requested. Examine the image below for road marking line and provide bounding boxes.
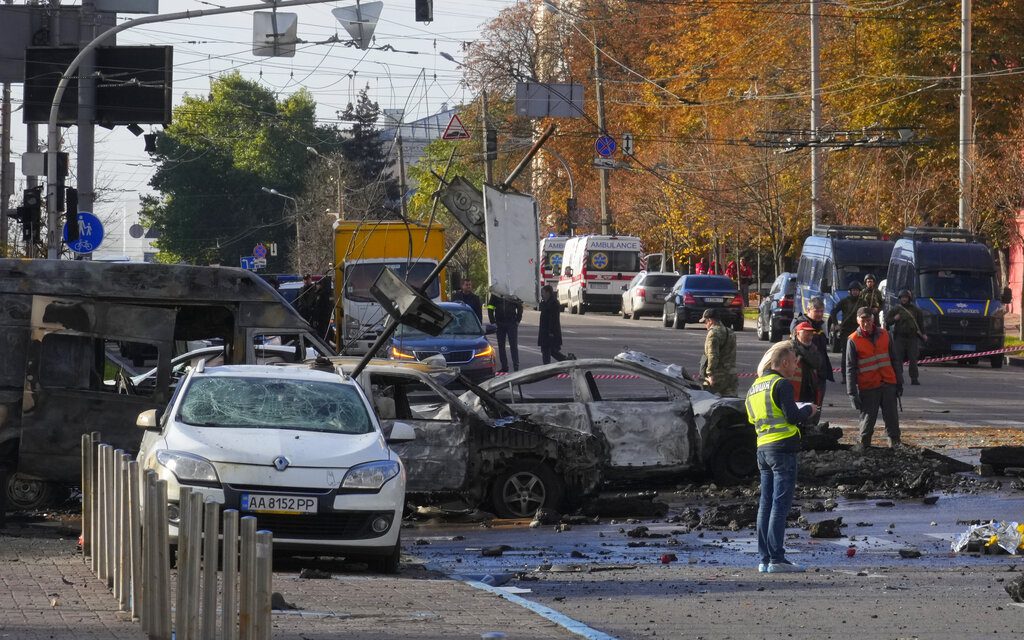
[922,398,945,404]
[459,577,620,640]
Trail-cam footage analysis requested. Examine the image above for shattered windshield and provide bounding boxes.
[178,377,373,434]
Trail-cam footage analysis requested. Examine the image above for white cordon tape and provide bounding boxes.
[491,344,1024,381]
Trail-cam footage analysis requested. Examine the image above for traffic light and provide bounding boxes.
[485,127,498,161]
[415,0,432,22]
[20,187,42,243]
[65,187,79,243]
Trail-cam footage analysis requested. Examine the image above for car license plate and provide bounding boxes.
[704,297,723,303]
[241,493,317,514]
[951,343,975,352]
[654,294,665,301]
[589,282,608,290]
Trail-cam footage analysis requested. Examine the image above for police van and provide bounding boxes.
[557,234,643,314]
[884,227,1010,367]
[539,235,568,290]
[794,225,895,351]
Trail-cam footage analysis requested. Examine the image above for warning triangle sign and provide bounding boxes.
[442,113,472,140]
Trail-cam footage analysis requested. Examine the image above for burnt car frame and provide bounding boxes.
[0,259,333,511]
[472,352,757,486]
[337,359,603,518]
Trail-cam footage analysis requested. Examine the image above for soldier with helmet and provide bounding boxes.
[699,308,738,396]
[886,289,927,385]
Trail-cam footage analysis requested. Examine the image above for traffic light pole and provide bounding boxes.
[44,0,344,259]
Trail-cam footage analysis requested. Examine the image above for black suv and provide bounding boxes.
[757,272,796,342]
[662,275,744,331]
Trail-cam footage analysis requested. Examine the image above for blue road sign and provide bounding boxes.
[62,211,104,254]
[595,135,617,158]
[253,243,268,259]
[240,256,256,270]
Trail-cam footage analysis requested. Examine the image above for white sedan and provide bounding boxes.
[136,362,414,572]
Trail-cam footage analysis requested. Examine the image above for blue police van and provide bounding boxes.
[794,225,895,352]
[884,227,1009,368]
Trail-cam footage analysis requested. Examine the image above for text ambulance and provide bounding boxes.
[539,235,568,289]
[557,235,643,314]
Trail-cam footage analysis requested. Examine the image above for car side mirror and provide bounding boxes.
[136,409,159,430]
[821,281,832,294]
[485,323,497,335]
[385,421,416,444]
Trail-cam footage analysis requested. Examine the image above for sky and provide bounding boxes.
[7,0,515,253]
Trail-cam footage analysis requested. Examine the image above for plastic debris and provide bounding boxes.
[660,553,677,564]
[951,521,1024,555]
[846,546,856,558]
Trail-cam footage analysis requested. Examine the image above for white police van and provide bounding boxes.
[557,235,643,314]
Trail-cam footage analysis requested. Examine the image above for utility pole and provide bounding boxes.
[396,126,408,218]
[1,79,10,256]
[958,0,972,229]
[809,0,822,234]
[77,0,98,253]
[481,88,494,184]
[593,27,610,234]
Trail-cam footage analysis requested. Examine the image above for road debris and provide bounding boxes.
[271,592,301,610]
[1006,574,1024,602]
[898,548,922,559]
[808,517,844,538]
[298,568,332,579]
[952,521,1024,554]
[481,545,512,557]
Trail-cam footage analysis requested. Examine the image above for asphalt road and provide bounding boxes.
[501,308,1024,429]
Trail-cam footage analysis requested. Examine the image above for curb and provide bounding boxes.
[1008,356,1024,368]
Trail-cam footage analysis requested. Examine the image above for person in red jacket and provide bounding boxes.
[845,307,903,449]
[725,259,738,280]
[738,257,754,306]
[695,257,708,275]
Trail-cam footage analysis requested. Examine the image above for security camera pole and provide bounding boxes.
[44,0,343,259]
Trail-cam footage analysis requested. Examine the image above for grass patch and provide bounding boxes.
[743,308,758,320]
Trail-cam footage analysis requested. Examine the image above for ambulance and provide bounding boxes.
[539,235,568,289]
[557,234,643,314]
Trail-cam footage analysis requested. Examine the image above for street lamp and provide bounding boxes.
[306,147,344,218]
[262,187,302,271]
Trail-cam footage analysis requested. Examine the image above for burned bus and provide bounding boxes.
[0,259,333,510]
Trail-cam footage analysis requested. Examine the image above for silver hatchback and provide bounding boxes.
[621,272,681,319]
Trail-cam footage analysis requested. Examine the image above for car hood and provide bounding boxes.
[164,423,389,468]
[391,336,488,351]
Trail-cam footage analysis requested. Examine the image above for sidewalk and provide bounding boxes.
[0,521,578,640]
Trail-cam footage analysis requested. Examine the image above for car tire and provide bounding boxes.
[756,314,768,341]
[711,429,758,486]
[672,311,684,330]
[733,315,743,331]
[577,296,586,315]
[662,309,672,328]
[6,472,62,511]
[569,297,578,314]
[631,309,641,320]
[991,354,1004,369]
[365,536,401,574]
[769,324,782,343]
[490,460,564,519]
[621,304,629,319]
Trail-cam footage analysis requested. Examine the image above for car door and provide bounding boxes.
[20,296,175,481]
[365,372,469,493]
[578,365,697,475]
[485,367,594,439]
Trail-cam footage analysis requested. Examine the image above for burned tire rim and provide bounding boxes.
[500,471,548,518]
[7,473,54,510]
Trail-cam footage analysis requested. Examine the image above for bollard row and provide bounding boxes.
[82,437,273,640]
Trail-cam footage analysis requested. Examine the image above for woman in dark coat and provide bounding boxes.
[311,276,334,342]
[538,285,571,363]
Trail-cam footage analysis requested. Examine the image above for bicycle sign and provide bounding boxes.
[63,211,104,254]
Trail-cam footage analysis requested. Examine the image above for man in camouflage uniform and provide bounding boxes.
[834,281,863,384]
[860,273,885,320]
[699,308,737,396]
[885,289,927,385]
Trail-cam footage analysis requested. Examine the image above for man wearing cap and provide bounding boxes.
[846,307,903,449]
[861,273,885,319]
[834,282,863,384]
[790,321,824,409]
[699,308,737,396]
[790,296,834,406]
[886,289,927,385]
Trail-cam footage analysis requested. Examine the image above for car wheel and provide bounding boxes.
[756,313,768,341]
[769,323,782,343]
[631,308,641,320]
[733,315,743,331]
[490,460,564,519]
[6,472,61,511]
[711,429,758,486]
[672,311,684,329]
[991,354,1004,369]
[662,309,672,328]
[365,536,401,574]
[577,297,586,315]
[569,297,578,314]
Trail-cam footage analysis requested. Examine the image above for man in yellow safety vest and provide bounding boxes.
[746,341,818,574]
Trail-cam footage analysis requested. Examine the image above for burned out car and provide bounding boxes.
[337,359,603,518]
[473,351,757,485]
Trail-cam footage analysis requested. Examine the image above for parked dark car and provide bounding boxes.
[621,272,680,319]
[389,302,496,384]
[756,272,797,342]
[662,275,744,331]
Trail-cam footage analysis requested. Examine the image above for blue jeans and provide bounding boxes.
[756,447,798,564]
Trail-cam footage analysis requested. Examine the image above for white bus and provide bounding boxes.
[557,235,643,314]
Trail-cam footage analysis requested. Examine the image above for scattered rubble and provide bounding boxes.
[1006,574,1024,603]
[481,545,512,557]
[298,568,331,579]
[898,548,922,559]
[952,521,1024,554]
[271,592,301,610]
[808,518,844,539]
[581,492,669,518]
[980,446,1024,475]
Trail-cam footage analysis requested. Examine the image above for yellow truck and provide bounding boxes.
[334,220,447,355]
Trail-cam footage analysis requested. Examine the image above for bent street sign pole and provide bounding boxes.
[45,0,342,259]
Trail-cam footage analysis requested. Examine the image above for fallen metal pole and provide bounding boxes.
[253,530,273,640]
[239,516,257,640]
[201,500,221,639]
[222,509,240,640]
[499,122,557,191]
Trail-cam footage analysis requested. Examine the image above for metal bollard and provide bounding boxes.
[117,454,130,610]
[253,530,273,640]
[201,500,221,640]
[112,453,121,599]
[106,446,118,587]
[238,516,258,640]
[143,471,157,635]
[222,509,240,640]
[81,433,92,562]
[91,436,102,575]
[97,444,111,583]
[154,479,172,640]
[186,491,204,640]
[175,486,193,640]
[127,461,143,620]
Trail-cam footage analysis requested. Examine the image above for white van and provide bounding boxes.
[557,235,643,314]
[539,235,568,290]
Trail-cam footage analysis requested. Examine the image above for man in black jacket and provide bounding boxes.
[488,293,524,372]
[452,278,483,321]
[538,285,570,364]
[790,296,834,406]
